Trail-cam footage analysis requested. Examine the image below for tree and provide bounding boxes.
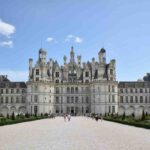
[141,110,145,121]
[11,112,15,120]
[7,113,9,119]
[122,112,126,120]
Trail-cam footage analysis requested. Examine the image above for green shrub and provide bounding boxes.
[122,112,126,120]
[141,110,145,121]
[11,112,15,120]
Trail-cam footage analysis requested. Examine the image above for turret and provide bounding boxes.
[39,48,47,64]
[98,48,106,63]
[70,46,75,63]
[63,55,67,65]
[29,58,33,79]
[77,55,81,67]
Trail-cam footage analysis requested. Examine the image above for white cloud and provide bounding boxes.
[0,40,13,48]
[0,19,16,37]
[64,34,83,43]
[46,37,58,43]
[75,36,83,43]
[0,70,28,81]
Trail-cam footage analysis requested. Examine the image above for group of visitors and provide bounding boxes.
[64,113,71,122]
[94,114,103,122]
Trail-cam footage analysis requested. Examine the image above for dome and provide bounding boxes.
[39,48,46,53]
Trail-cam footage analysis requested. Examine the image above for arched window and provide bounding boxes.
[71,87,74,94]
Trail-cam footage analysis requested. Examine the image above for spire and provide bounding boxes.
[70,46,75,63]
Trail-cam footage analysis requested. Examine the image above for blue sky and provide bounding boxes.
[0,0,150,81]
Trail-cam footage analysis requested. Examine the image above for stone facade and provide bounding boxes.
[0,75,26,116]
[0,47,150,116]
[27,47,118,115]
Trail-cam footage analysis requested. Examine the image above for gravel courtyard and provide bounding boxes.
[0,117,149,150]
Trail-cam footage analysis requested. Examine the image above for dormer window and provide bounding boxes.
[85,71,89,77]
[36,69,39,75]
[56,72,59,77]
[110,69,113,75]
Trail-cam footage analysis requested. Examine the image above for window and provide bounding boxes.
[109,95,111,103]
[11,89,14,93]
[75,97,78,103]
[22,89,25,93]
[140,96,143,103]
[86,97,89,103]
[67,97,70,103]
[75,87,78,93]
[6,89,9,94]
[125,88,128,93]
[55,80,59,83]
[16,89,19,93]
[55,72,59,77]
[85,71,89,77]
[135,89,138,93]
[108,85,110,92]
[36,77,39,81]
[16,97,19,103]
[140,89,143,93]
[34,95,38,103]
[56,97,59,103]
[112,95,115,103]
[67,87,70,93]
[34,106,38,114]
[120,96,123,103]
[36,69,39,75]
[1,97,3,103]
[22,97,25,103]
[112,86,115,92]
[110,69,113,75]
[56,87,59,94]
[0,89,3,94]
[82,97,84,103]
[71,97,74,103]
[11,97,13,103]
[85,80,89,83]
[135,96,138,103]
[5,97,9,103]
[112,106,115,113]
[126,96,128,103]
[71,87,74,94]
[130,96,133,103]
[145,96,148,103]
[130,89,133,93]
[120,89,123,93]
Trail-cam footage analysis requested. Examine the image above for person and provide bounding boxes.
[68,114,71,121]
[101,115,103,122]
[95,114,98,121]
[64,113,67,122]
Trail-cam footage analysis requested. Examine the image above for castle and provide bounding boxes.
[0,47,150,117]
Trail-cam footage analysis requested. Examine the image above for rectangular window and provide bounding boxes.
[130,96,133,103]
[56,72,59,77]
[11,89,14,93]
[36,77,39,81]
[34,95,38,103]
[56,97,59,103]
[75,97,78,103]
[110,69,113,75]
[135,96,138,103]
[85,71,89,77]
[140,89,143,93]
[112,95,115,103]
[36,69,39,75]
[120,96,123,103]
[112,106,115,113]
[140,96,143,103]
[67,97,70,103]
[0,89,3,94]
[126,96,128,103]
